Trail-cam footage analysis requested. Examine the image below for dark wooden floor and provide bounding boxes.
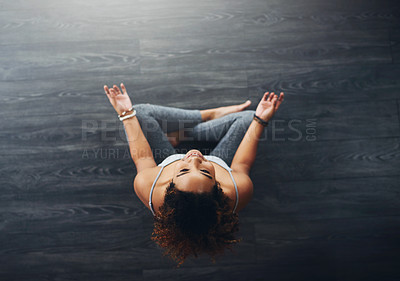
[1,0,399,280]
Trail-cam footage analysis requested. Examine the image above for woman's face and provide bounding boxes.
[172,149,216,193]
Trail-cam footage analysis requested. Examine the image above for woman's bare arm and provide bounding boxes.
[231,92,284,175]
[230,120,265,175]
[104,83,156,173]
[122,117,157,172]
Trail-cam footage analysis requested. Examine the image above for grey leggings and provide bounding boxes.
[129,103,255,166]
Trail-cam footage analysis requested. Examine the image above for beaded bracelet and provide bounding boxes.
[253,114,269,127]
[118,106,135,118]
[119,109,137,121]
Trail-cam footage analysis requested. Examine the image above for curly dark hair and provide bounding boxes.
[151,180,241,267]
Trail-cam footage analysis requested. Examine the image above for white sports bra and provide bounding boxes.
[149,154,239,216]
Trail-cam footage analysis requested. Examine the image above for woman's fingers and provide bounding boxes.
[109,88,116,97]
[263,92,273,101]
[271,93,278,106]
[268,92,275,101]
[121,83,128,95]
[275,92,284,110]
[104,84,126,97]
[113,84,122,96]
[104,85,111,95]
[105,85,118,98]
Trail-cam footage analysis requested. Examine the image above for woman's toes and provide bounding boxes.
[166,131,180,147]
[168,138,179,147]
[238,100,251,110]
[210,100,252,120]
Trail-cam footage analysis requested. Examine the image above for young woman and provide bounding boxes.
[104,83,284,266]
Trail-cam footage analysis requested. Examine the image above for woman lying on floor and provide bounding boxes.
[104,83,284,266]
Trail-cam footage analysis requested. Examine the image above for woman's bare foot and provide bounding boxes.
[166,100,252,147]
[205,100,252,121]
[166,131,181,147]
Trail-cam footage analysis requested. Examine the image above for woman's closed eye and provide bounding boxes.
[179,168,210,174]
[177,168,213,179]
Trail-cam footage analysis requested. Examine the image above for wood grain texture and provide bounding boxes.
[254,99,399,141]
[244,176,400,222]
[238,0,400,32]
[252,137,400,182]
[1,0,400,280]
[139,30,391,75]
[247,64,400,102]
[0,40,141,81]
[390,28,400,63]
[0,72,250,128]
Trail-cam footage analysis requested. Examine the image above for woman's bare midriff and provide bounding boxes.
[145,161,237,214]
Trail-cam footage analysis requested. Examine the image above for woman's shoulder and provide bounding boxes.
[209,164,253,212]
[229,170,254,212]
[133,166,163,210]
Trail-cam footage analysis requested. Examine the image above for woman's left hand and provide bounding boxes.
[104,83,133,115]
[255,92,284,122]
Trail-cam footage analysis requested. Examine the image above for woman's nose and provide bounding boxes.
[186,156,202,165]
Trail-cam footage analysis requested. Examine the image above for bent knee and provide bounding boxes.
[228,110,254,130]
[134,103,150,111]
[238,110,255,124]
[134,103,153,116]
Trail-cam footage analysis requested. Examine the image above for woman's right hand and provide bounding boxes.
[255,92,284,122]
[104,83,133,115]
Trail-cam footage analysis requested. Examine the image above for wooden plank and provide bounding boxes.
[251,137,400,182]
[0,71,249,117]
[398,100,400,135]
[247,64,400,102]
[139,30,391,74]
[257,99,399,141]
[239,0,400,32]
[243,176,400,222]
[143,262,338,281]
[254,216,400,264]
[0,1,244,45]
[0,251,144,281]
[243,30,391,67]
[0,40,140,81]
[0,1,142,44]
[390,28,400,63]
